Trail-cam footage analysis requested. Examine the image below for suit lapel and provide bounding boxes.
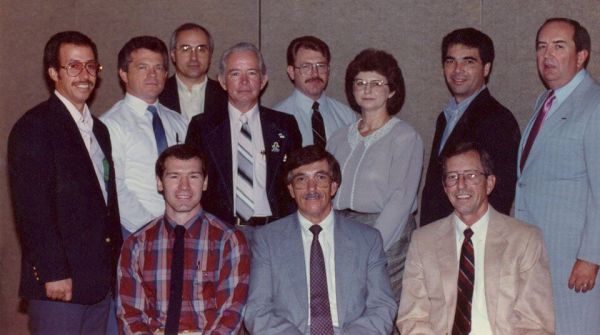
[434,217,459,330]
[333,214,354,327]
[259,107,284,196]
[483,208,508,330]
[282,215,309,317]
[204,112,234,210]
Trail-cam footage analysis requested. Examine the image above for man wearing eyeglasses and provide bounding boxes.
[274,36,356,147]
[159,23,228,124]
[245,145,397,334]
[420,28,520,227]
[185,42,301,237]
[8,31,122,334]
[397,142,554,335]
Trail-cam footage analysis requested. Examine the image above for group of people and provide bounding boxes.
[7,15,599,335]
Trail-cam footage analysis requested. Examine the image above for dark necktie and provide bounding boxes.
[452,228,474,335]
[311,101,326,148]
[164,225,186,335]
[148,105,168,154]
[520,91,555,171]
[309,225,334,335]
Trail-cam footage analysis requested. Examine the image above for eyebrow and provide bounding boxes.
[444,56,479,62]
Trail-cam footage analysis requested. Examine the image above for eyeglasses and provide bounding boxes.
[60,61,102,77]
[290,172,333,189]
[353,79,389,90]
[294,63,329,75]
[177,44,210,54]
[443,170,488,187]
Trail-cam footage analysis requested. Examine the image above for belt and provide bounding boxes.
[235,216,272,227]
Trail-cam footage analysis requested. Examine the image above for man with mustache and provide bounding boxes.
[274,36,356,147]
[245,145,397,334]
[102,36,187,237]
[420,28,520,226]
[8,31,122,334]
[159,23,228,125]
[515,18,600,334]
[398,142,554,334]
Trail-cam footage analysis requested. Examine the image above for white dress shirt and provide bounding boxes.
[101,93,187,233]
[175,73,207,123]
[274,89,357,147]
[298,208,339,327]
[227,103,271,217]
[454,208,493,335]
[55,90,107,203]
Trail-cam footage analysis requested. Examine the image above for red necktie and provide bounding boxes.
[520,91,555,171]
[452,228,474,335]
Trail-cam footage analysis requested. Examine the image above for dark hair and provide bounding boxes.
[286,35,331,66]
[285,145,341,185]
[441,142,494,176]
[169,22,214,53]
[345,48,405,115]
[118,36,169,72]
[44,31,98,72]
[441,28,495,66]
[218,42,267,76]
[155,144,206,178]
[537,17,591,68]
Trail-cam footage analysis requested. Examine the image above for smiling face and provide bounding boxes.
[287,159,338,224]
[157,157,207,223]
[443,150,495,226]
[443,43,490,103]
[536,21,588,89]
[48,43,97,111]
[219,50,268,112]
[287,47,329,100]
[119,48,167,104]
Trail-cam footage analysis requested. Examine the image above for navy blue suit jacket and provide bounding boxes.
[159,75,228,117]
[8,94,122,304]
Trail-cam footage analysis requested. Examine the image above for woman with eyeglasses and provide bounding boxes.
[326,49,423,306]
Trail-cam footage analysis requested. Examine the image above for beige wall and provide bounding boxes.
[2,0,599,332]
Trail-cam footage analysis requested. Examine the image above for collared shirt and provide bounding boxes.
[227,103,271,217]
[101,93,187,232]
[55,90,107,203]
[274,89,357,146]
[439,85,486,153]
[542,69,586,120]
[175,74,208,124]
[298,209,339,327]
[117,210,250,335]
[453,207,492,335]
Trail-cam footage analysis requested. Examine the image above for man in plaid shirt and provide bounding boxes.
[117,144,250,334]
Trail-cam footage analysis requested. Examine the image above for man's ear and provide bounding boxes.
[48,67,59,83]
[156,176,164,193]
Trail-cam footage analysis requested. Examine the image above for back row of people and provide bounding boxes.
[8,16,599,334]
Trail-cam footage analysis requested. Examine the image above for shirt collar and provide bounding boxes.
[443,85,486,121]
[124,93,159,117]
[54,90,93,127]
[163,210,204,236]
[175,73,207,93]
[453,206,490,241]
[293,89,327,114]
[228,101,259,124]
[297,207,335,234]
[553,69,587,105]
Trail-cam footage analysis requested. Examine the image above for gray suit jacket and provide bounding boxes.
[515,71,600,334]
[245,212,397,335]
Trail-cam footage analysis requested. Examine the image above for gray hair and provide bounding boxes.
[218,42,267,76]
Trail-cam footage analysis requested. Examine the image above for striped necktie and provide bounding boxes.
[235,114,254,220]
[452,228,474,335]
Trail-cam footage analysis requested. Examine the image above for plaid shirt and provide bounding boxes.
[117,210,250,334]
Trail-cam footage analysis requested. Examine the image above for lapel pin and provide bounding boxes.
[271,142,280,153]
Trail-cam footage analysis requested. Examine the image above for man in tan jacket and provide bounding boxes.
[397,142,554,334]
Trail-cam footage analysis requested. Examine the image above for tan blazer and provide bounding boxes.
[397,207,554,334]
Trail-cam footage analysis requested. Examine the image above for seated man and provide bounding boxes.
[117,144,250,335]
[245,145,397,335]
[397,142,554,334]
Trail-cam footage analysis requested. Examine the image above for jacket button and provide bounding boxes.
[105,237,111,243]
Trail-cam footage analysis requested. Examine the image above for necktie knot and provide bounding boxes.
[312,101,320,112]
[464,228,473,240]
[309,224,322,237]
[174,225,186,238]
[147,105,158,116]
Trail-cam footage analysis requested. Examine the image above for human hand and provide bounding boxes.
[44,278,73,301]
[568,259,599,293]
